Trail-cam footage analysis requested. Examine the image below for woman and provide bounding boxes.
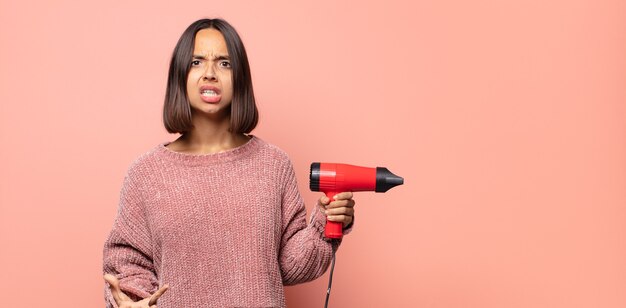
[103,18,355,308]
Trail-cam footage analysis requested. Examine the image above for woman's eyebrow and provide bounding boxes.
[192,54,230,60]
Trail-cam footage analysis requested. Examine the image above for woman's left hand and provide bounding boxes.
[317,192,356,228]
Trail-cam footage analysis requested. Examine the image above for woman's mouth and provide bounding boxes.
[200,87,221,103]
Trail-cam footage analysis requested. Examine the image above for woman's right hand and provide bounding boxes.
[104,274,169,308]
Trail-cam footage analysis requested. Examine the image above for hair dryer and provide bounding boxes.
[309,162,404,239]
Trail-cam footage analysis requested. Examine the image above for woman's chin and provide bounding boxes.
[191,105,231,118]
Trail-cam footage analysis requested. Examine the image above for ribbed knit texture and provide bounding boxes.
[102,136,350,308]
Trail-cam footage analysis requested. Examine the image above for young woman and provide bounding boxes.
[102,18,355,308]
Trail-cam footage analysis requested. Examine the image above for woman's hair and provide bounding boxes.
[163,18,258,134]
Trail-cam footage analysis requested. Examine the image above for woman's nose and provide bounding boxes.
[202,65,217,81]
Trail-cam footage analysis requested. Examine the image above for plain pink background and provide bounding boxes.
[1,0,625,307]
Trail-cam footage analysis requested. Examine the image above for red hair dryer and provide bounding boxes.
[309,162,404,239]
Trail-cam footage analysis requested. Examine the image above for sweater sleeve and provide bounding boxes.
[103,169,159,307]
[278,159,349,285]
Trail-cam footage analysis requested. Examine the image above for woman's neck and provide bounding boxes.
[168,113,250,154]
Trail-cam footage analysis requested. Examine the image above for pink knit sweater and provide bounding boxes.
[103,136,349,307]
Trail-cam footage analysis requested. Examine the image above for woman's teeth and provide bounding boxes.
[201,90,217,96]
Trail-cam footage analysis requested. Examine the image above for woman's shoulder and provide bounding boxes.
[123,143,167,176]
[253,136,293,163]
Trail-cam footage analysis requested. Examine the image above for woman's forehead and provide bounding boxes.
[193,28,229,56]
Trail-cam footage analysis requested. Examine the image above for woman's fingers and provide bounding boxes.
[318,192,355,209]
[327,214,353,226]
[325,206,355,216]
[327,198,355,209]
[326,212,354,223]
[104,273,168,308]
[319,192,356,227]
[148,284,170,306]
[325,202,355,227]
[319,196,330,205]
[104,274,130,305]
[332,192,353,201]
[317,197,330,214]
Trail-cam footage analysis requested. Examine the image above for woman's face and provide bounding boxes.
[186,28,234,117]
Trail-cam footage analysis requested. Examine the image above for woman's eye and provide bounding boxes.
[220,61,231,68]
[191,60,201,66]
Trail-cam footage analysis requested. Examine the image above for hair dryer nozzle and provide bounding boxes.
[376,167,404,192]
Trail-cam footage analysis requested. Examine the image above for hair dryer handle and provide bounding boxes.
[324,191,344,239]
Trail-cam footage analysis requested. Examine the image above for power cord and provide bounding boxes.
[324,241,338,308]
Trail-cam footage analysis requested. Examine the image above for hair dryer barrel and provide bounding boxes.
[309,163,404,193]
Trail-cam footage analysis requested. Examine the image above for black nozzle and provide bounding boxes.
[375,167,404,192]
[309,162,321,191]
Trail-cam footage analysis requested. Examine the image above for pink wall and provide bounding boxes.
[1,0,625,307]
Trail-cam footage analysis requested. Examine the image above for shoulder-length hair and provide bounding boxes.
[163,18,258,134]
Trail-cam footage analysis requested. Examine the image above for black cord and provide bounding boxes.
[324,242,337,308]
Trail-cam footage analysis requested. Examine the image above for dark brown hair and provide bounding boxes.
[163,18,258,134]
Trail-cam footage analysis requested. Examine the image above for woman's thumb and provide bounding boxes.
[104,274,126,305]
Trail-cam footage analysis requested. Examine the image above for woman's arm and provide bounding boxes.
[103,170,159,307]
[278,160,354,285]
